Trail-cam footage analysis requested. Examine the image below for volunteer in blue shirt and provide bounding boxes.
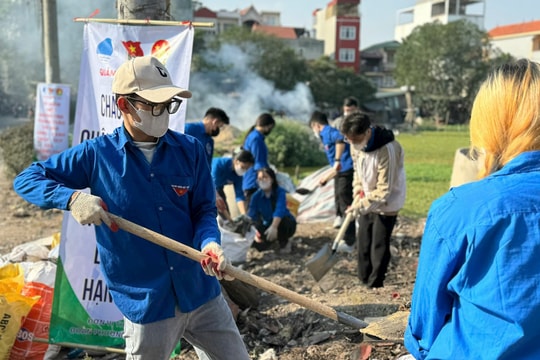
[184,107,229,166]
[241,113,275,208]
[310,110,355,252]
[13,56,249,360]
[211,149,254,220]
[405,59,540,359]
[248,167,296,253]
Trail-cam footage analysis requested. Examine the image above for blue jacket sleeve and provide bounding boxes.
[13,142,95,210]
[404,209,460,360]
[233,177,245,202]
[272,187,290,219]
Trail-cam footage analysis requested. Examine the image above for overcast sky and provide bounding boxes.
[200,0,540,49]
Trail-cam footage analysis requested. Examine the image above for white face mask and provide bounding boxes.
[312,128,319,139]
[130,104,170,138]
[257,180,272,190]
[352,143,365,152]
[234,165,246,176]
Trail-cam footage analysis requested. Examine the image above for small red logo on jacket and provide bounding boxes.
[172,185,189,197]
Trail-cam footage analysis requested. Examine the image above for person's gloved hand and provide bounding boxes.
[200,242,233,281]
[264,225,278,242]
[69,192,118,232]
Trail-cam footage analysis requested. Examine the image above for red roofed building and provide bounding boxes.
[313,0,361,73]
[489,20,540,62]
[193,4,324,61]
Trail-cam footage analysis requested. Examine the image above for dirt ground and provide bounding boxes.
[0,150,425,360]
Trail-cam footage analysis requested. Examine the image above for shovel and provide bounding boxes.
[306,195,360,282]
[107,213,368,330]
[295,168,337,195]
[306,211,355,282]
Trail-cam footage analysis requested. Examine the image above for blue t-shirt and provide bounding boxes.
[13,126,221,324]
[211,157,245,202]
[185,122,213,166]
[319,125,353,172]
[242,129,269,191]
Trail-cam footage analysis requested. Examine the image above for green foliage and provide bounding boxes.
[0,122,35,181]
[264,120,327,168]
[395,20,489,123]
[307,56,376,111]
[398,129,470,218]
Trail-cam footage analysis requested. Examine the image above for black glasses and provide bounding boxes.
[126,97,182,116]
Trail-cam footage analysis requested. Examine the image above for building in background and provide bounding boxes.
[395,0,485,42]
[194,4,324,61]
[312,0,361,73]
[489,20,540,62]
[360,40,400,89]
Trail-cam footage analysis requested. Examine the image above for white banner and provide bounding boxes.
[51,22,194,347]
[33,83,71,160]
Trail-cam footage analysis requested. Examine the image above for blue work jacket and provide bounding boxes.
[319,125,353,172]
[405,151,540,359]
[184,121,213,166]
[13,126,221,323]
[211,157,245,202]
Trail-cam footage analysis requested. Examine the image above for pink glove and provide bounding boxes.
[200,242,233,281]
[69,192,118,232]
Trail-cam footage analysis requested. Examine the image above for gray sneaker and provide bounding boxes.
[333,216,343,229]
[336,240,354,254]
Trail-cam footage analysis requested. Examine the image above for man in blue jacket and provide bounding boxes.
[185,107,230,166]
[309,110,355,252]
[13,56,249,360]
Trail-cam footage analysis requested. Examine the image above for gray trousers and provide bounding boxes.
[123,294,249,360]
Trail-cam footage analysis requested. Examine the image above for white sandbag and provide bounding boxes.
[5,242,50,263]
[295,166,336,224]
[220,225,256,264]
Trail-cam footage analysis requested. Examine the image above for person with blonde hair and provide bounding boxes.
[405,58,540,359]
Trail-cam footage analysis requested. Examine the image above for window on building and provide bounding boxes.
[431,1,445,17]
[533,35,540,52]
[340,26,356,40]
[339,48,356,63]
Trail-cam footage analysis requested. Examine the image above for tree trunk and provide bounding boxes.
[116,0,171,20]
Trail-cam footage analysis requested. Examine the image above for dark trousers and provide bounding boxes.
[356,213,397,288]
[251,216,296,251]
[334,169,355,244]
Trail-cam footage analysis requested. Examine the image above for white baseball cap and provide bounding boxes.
[112,56,192,102]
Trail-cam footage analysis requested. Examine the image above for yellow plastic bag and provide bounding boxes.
[0,264,24,295]
[0,263,39,359]
[0,293,38,360]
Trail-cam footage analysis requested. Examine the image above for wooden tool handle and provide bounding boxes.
[108,213,368,330]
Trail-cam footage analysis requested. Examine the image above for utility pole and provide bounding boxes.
[42,0,61,83]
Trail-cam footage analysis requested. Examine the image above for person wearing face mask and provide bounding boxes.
[309,110,356,252]
[211,149,255,221]
[247,167,296,253]
[13,56,250,360]
[341,111,406,289]
[331,96,359,130]
[185,107,230,166]
[241,113,276,208]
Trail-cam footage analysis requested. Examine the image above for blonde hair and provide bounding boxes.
[470,59,540,178]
